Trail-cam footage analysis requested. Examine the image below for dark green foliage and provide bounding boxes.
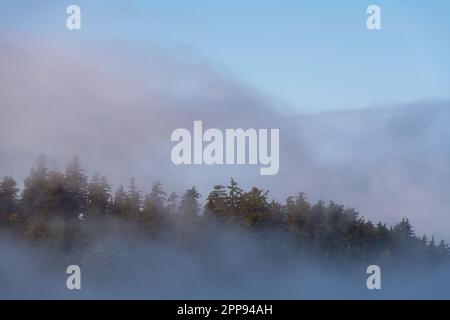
[165,192,179,215]
[142,181,167,227]
[125,177,141,217]
[112,185,126,216]
[0,176,19,225]
[21,154,48,218]
[87,172,111,217]
[1,157,449,266]
[179,187,201,224]
[204,184,228,223]
[63,156,88,219]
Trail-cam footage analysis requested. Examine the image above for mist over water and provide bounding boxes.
[1,220,449,300]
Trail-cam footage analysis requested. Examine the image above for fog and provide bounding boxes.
[1,222,449,300]
[1,37,450,244]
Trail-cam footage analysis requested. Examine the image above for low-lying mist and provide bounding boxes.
[1,217,449,300]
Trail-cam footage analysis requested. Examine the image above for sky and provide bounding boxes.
[1,0,450,113]
[1,1,450,240]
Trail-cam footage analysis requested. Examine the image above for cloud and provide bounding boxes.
[1,38,450,240]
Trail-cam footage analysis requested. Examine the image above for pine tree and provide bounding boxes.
[375,222,392,255]
[165,192,179,215]
[268,199,284,227]
[309,200,326,237]
[0,176,19,225]
[147,181,167,208]
[63,156,88,219]
[87,172,111,216]
[226,178,242,212]
[394,218,415,239]
[239,187,270,227]
[45,169,66,216]
[204,185,228,222]
[429,236,436,250]
[285,193,310,237]
[142,181,167,226]
[437,240,450,256]
[179,187,200,223]
[21,155,48,217]
[126,178,141,217]
[112,185,128,216]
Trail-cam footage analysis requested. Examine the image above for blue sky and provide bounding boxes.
[2,0,450,113]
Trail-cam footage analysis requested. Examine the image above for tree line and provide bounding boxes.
[0,155,449,265]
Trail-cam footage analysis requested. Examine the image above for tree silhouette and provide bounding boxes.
[112,185,128,217]
[63,156,88,219]
[87,172,111,217]
[0,176,19,225]
[143,181,167,227]
[1,157,448,266]
[126,178,141,217]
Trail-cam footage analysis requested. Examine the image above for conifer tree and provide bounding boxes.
[143,181,167,226]
[112,185,128,216]
[126,178,142,217]
[0,176,19,225]
[45,169,65,216]
[226,178,242,212]
[179,187,200,223]
[165,192,179,216]
[87,172,111,216]
[21,155,49,217]
[63,156,88,219]
[204,185,228,222]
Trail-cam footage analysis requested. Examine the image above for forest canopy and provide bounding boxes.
[0,155,449,267]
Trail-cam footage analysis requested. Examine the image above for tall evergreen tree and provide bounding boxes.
[285,193,311,237]
[126,178,142,217]
[239,187,270,227]
[226,178,242,212]
[165,192,179,216]
[87,172,111,216]
[179,187,200,223]
[63,156,88,219]
[112,185,128,216]
[204,185,228,222]
[0,176,19,225]
[437,240,450,256]
[21,155,48,217]
[45,169,66,216]
[143,181,167,226]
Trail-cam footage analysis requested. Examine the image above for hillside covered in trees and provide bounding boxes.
[0,155,449,268]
